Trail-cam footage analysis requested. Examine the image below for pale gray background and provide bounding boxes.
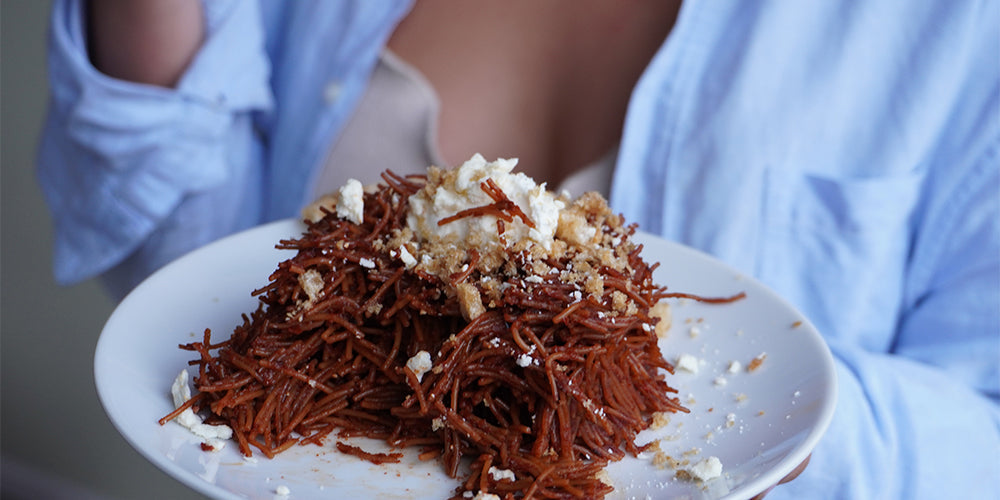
[2,2,202,498]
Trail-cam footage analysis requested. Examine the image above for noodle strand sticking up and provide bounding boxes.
[164,156,711,499]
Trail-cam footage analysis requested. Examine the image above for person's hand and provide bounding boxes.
[750,454,811,500]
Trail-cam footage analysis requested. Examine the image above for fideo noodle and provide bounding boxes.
[161,156,743,499]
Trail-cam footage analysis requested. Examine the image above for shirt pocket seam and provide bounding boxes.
[762,167,925,236]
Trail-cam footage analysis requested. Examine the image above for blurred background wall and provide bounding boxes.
[2,2,201,498]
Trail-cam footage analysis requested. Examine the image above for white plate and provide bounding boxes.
[96,219,836,500]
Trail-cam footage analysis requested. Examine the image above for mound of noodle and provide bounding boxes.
[165,168,690,499]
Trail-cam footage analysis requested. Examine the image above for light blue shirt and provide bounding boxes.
[40,1,999,498]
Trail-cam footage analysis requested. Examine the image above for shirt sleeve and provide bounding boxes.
[37,0,273,287]
[774,143,1000,499]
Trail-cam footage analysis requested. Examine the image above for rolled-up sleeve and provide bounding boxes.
[38,0,273,286]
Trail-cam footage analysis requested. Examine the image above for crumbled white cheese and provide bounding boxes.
[275,484,291,497]
[359,257,376,269]
[676,353,701,374]
[516,353,533,367]
[471,492,501,500]
[399,245,417,269]
[727,360,742,373]
[713,376,728,387]
[406,351,433,382]
[688,456,723,481]
[406,154,565,249]
[488,467,516,482]
[170,370,233,445]
[336,178,364,224]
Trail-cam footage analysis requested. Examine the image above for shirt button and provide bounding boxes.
[323,81,342,104]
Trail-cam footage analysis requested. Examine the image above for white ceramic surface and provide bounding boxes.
[95,219,836,500]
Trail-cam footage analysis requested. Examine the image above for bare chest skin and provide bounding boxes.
[387,0,680,185]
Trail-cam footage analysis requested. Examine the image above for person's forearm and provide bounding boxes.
[87,0,204,87]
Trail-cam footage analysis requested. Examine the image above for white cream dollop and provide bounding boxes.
[406,154,565,249]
